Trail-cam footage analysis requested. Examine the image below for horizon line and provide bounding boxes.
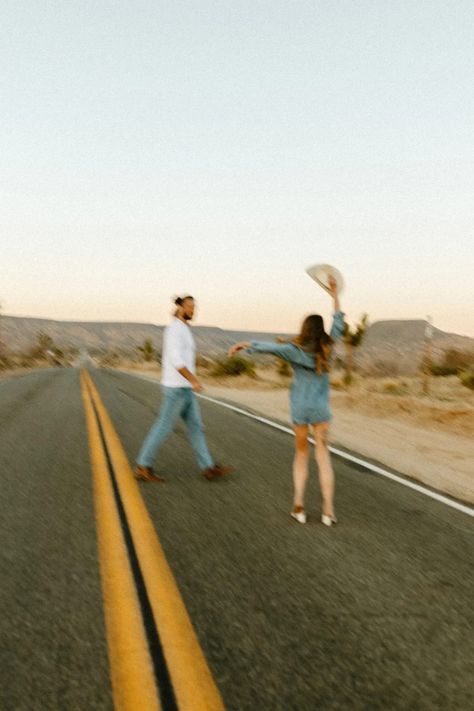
[2,312,473,340]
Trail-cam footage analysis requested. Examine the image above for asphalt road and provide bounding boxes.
[0,368,112,710]
[1,367,473,710]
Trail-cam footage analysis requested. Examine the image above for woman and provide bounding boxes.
[229,276,344,526]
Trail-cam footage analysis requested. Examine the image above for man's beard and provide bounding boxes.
[183,313,192,321]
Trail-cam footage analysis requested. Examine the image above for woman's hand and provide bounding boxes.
[327,274,341,311]
[228,341,250,357]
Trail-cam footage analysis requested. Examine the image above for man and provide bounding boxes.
[134,295,233,482]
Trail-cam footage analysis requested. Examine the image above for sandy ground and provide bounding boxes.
[121,364,474,504]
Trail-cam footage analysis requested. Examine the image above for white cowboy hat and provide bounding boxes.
[305,263,344,294]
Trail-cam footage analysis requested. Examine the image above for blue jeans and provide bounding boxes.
[136,386,214,470]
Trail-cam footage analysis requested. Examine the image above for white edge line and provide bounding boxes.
[119,371,474,518]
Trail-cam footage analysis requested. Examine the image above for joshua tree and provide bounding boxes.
[28,331,56,360]
[37,331,54,353]
[342,314,369,385]
[138,338,156,362]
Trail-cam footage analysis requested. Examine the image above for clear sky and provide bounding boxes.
[2,1,473,336]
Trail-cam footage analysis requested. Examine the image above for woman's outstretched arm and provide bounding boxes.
[229,340,297,362]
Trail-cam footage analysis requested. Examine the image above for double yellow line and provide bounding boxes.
[81,369,224,711]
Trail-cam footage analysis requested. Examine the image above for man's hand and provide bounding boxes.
[191,379,204,393]
[177,366,204,392]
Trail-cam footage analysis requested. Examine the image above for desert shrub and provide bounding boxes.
[342,314,369,386]
[276,359,291,377]
[459,367,474,390]
[431,364,459,377]
[27,331,55,359]
[366,358,401,377]
[343,372,353,387]
[441,348,474,370]
[0,356,13,371]
[98,351,121,367]
[17,357,35,368]
[196,355,213,369]
[382,381,408,395]
[211,355,256,377]
[137,339,157,362]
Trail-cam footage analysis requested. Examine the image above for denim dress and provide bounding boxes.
[246,311,345,425]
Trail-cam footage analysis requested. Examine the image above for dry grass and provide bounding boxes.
[103,360,474,439]
[201,365,285,390]
[329,374,474,438]
[199,368,474,438]
[120,359,161,374]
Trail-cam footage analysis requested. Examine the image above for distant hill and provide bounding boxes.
[352,320,474,374]
[0,315,290,357]
[2,315,473,374]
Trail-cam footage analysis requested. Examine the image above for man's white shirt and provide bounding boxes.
[161,317,196,388]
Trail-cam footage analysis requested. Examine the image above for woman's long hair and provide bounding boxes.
[292,314,333,374]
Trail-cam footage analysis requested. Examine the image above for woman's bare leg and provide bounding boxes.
[312,422,335,517]
[292,425,310,508]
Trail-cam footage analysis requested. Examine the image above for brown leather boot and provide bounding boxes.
[201,464,234,480]
[134,465,166,483]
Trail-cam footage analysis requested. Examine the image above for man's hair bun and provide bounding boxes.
[173,294,193,306]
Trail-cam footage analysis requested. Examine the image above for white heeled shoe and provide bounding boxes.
[321,514,338,527]
[291,507,307,524]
